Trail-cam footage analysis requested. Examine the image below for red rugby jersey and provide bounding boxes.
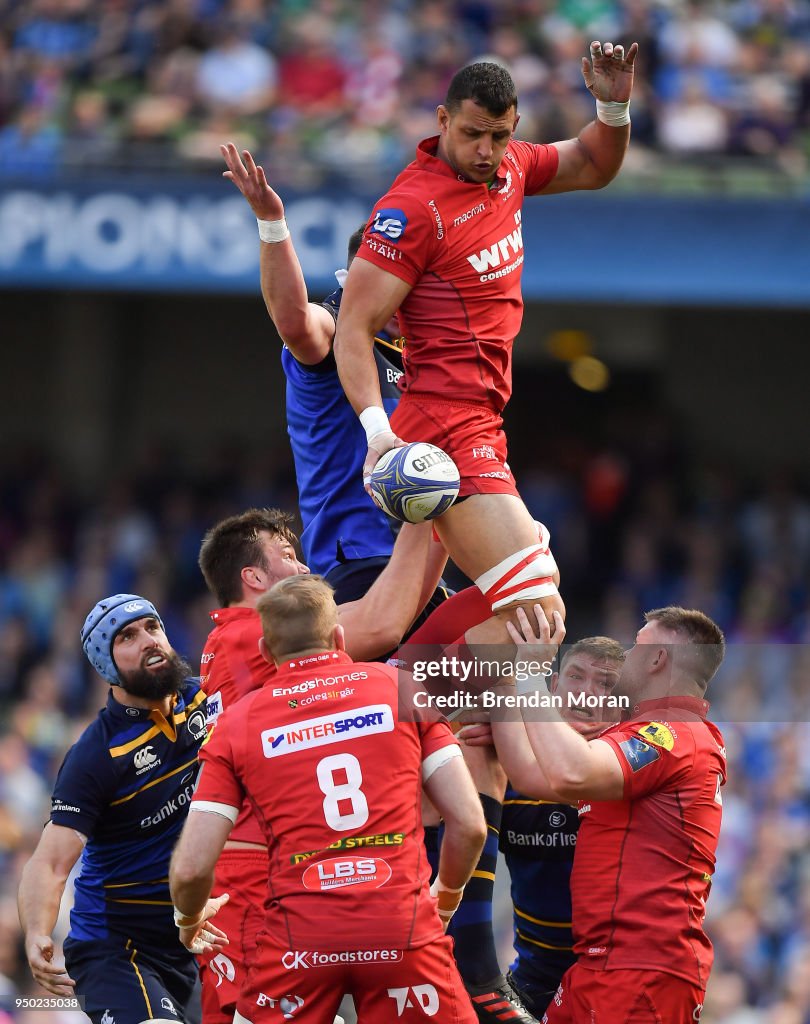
[571,697,726,987]
[194,650,459,950]
[200,607,274,845]
[356,136,558,411]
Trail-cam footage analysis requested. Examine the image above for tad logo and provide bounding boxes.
[302,856,392,892]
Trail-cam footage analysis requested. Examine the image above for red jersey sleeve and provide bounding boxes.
[356,194,440,287]
[599,720,696,799]
[419,720,460,781]
[511,139,560,195]
[194,714,245,819]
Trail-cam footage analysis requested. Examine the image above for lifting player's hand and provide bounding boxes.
[24,933,76,996]
[506,606,567,672]
[581,39,638,103]
[221,142,284,221]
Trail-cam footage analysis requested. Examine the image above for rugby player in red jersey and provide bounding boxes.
[194,508,446,1024]
[170,575,486,1024]
[464,605,726,1024]
[335,44,637,644]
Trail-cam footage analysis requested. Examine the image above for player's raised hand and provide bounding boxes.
[220,142,284,221]
[581,40,638,103]
[24,934,76,996]
[506,606,566,662]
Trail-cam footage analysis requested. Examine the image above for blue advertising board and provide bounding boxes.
[0,180,807,307]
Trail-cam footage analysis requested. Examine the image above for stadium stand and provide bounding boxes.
[0,0,808,192]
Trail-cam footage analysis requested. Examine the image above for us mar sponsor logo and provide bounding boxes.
[262,705,394,758]
[371,208,408,242]
[282,949,403,969]
[291,831,405,864]
[302,855,392,892]
[637,722,675,750]
[619,736,661,772]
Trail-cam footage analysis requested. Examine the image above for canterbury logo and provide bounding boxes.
[134,746,158,770]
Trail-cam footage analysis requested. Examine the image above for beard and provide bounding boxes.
[119,650,192,700]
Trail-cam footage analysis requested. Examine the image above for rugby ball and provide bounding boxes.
[369,442,460,523]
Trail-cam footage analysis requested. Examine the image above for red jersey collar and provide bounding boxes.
[416,135,509,188]
[276,650,354,678]
[209,606,257,625]
[629,695,710,720]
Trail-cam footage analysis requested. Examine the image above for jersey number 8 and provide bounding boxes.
[316,753,369,832]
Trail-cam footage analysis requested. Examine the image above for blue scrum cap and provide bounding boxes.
[81,594,164,685]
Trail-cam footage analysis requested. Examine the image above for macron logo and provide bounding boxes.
[262,705,394,759]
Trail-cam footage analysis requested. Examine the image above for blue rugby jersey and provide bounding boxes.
[282,285,402,577]
[499,785,579,992]
[50,680,207,943]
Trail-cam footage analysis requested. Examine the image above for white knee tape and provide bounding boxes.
[475,542,559,611]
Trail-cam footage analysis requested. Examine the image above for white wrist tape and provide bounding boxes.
[174,907,204,929]
[359,406,391,444]
[430,877,465,923]
[596,100,630,127]
[257,217,290,243]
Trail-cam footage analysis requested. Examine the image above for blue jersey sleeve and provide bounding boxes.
[50,733,115,838]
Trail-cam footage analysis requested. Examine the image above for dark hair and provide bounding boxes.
[444,62,518,116]
[347,222,367,264]
[644,606,726,687]
[199,508,298,607]
[562,636,626,668]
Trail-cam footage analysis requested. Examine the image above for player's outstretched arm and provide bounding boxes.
[338,522,445,659]
[221,142,335,364]
[538,40,638,195]
[334,258,411,485]
[18,823,83,996]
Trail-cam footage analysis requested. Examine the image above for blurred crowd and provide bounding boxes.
[0,0,809,189]
[1,412,810,1022]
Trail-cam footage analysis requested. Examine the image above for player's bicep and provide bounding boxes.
[337,260,412,340]
[579,738,626,799]
[31,823,85,880]
[283,303,337,366]
[534,139,598,195]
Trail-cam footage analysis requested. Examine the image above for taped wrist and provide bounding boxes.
[257,217,290,243]
[430,877,465,924]
[359,406,392,446]
[596,99,630,126]
[173,907,204,929]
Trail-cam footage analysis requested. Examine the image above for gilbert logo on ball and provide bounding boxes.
[370,442,460,523]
